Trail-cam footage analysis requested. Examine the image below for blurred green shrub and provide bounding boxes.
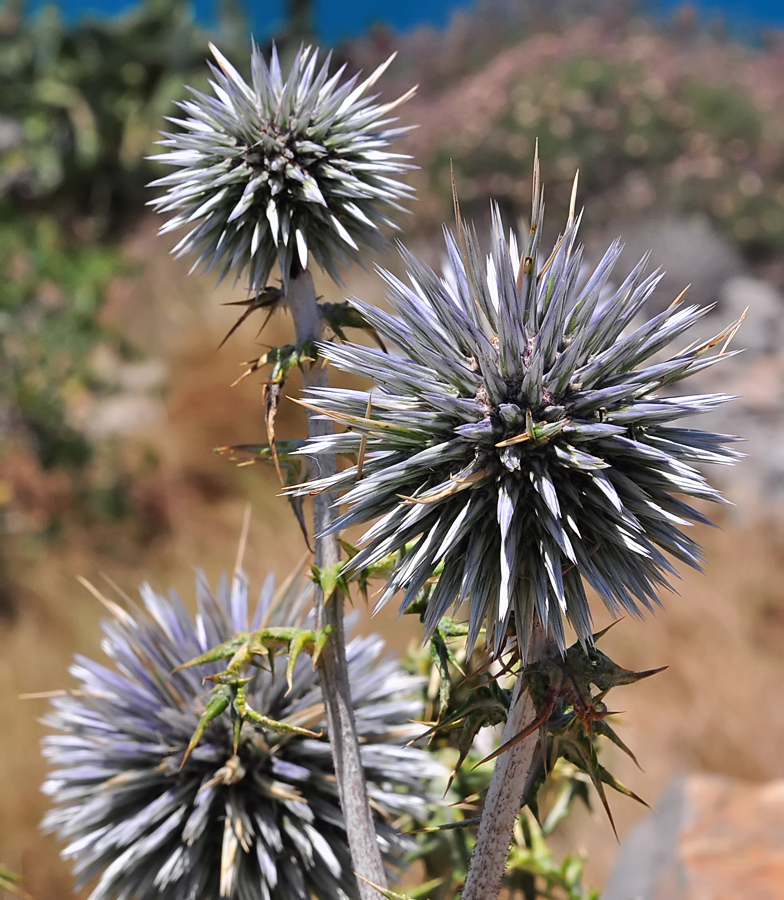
[409,756,598,900]
[436,50,784,262]
[0,0,230,231]
[0,0,259,481]
[0,215,123,469]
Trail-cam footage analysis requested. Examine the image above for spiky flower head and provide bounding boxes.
[42,568,435,900]
[296,169,742,661]
[149,43,415,291]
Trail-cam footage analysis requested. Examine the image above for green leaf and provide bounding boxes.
[310,561,347,602]
[320,301,387,350]
[401,878,447,899]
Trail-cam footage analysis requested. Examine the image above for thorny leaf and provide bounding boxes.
[218,286,284,349]
[229,341,316,485]
[175,624,333,765]
[413,684,509,793]
[181,684,232,766]
[410,816,482,835]
[233,682,321,749]
[287,494,310,551]
[354,877,414,900]
[321,301,387,351]
[310,562,349,604]
[474,628,664,836]
[215,440,312,549]
[429,617,469,721]
[397,878,446,900]
[338,539,428,601]
[176,625,333,684]
[232,341,318,389]
[403,595,656,837]
[338,539,370,602]
[228,342,317,538]
[403,607,602,899]
[556,721,650,840]
[592,717,642,769]
[354,876,444,900]
[430,636,453,724]
[414,687,508,745]
[264,381,284,483]
[215,439,307,487]
[216,439,306,465]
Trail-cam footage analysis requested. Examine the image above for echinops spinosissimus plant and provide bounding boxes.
[149,42,415,291]
[295,167,743,663]
[36,37,742,900]
[42,567,436,900]
[294,161,742,899]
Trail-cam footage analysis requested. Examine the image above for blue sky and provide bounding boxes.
[40,0,784,43]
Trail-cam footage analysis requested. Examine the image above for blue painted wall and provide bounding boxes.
[31,0,784,44]
[657,0,784,29]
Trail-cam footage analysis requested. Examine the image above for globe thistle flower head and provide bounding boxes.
[149,42,415,292]
[42,568,435,900]
[296,168,742,662]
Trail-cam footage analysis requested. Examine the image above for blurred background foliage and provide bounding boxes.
[431,33,784,264]
[0,0,322,539]
[0,0,247,553]
[2,1,784,898]
[0,217,121,472]
[1,0,221,229]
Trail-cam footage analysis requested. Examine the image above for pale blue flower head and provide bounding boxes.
[150,43,415,291]
[296,171,742,661]
[42,569,435,900]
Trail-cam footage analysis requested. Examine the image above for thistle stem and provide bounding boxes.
[286,269,388,900]
[461,630,548,900]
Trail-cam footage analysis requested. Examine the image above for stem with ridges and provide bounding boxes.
[461,627,550,900]
[286,269,388,900]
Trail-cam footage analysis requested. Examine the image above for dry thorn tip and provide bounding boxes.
[667,283,691,309]
[234,503,252,577]
[77,575,130,622]
[356,393,372,481]
[568,169,579,227]
[721,306,748,355]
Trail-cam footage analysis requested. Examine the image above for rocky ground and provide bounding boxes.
[605,772,784,900]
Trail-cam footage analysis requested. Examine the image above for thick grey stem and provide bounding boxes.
[461,632,548,900]
[286,270,388,900]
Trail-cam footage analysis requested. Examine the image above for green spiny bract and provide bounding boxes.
[294,166,742,662]
[149,42,415,292]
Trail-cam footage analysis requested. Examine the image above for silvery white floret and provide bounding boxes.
[149,42,415,291]
[42,568,435,900]
[295,175,742,661]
